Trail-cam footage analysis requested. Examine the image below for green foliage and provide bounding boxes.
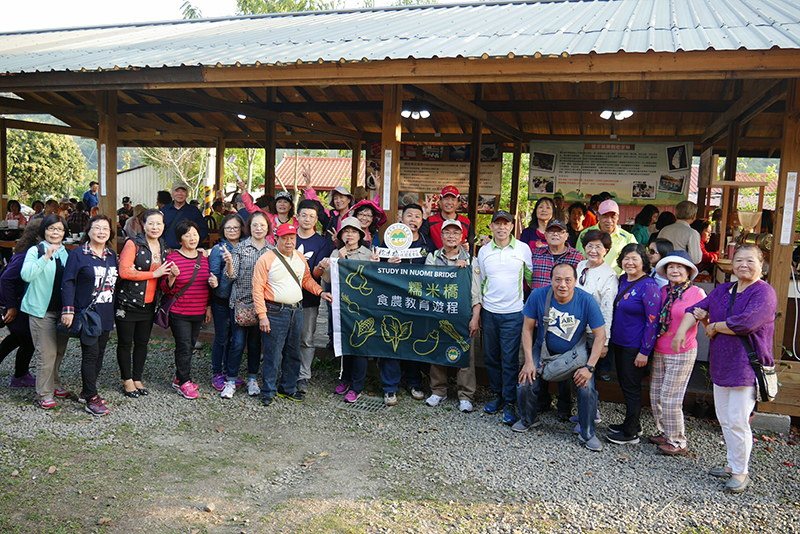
[181,1,203,19]
[475,151,531,240]
[140,147,207,200]
[236,0,343,14]
[6,129,87,203]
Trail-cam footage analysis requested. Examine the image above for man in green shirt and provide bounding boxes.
[576,200,637,275]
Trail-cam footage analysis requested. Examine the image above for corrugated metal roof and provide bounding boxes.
[1,0,799,75]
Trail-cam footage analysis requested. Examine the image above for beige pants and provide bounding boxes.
[29,312,69,400]
[428,342,476,401]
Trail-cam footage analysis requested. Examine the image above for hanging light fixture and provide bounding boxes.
[400,110,412,119]
[401,100,431,120]
[600,110,613,120]
[614,109,634,120]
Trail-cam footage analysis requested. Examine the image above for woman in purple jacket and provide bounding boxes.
[673,244,776,494]
[0,221,41,386]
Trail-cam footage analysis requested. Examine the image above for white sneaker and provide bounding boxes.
[425,394,446,407]
[220,381,236,399]
[247,379,260,397]
[459,400,474,413]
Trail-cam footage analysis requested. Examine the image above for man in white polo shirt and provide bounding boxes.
[471,210,533,426]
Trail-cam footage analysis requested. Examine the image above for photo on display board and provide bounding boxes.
[658,173,686,194]
[480,144,500,161]
[478,195,497,213]
[530,151,557,172]
[631,181,656,199]
[529,175,556,194]
[422,146,443,160]
[449,145,469,161]
[398,191,420,207]
[666,145,689,171]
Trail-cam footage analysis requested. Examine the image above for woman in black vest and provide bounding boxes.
[115,209,173,397]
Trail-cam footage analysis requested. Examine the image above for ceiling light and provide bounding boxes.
[600,110,613,120]
[401,110,412,118]
[419,110,431,119]
[237,114,247,120]
[411,111,420,120]
[614,110,634,120]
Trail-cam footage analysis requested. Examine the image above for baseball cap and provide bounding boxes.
[275,191,293,203]
[598,200,620,215]
[122,196,131,204]
[441,186,460,198]
[545,219,567,231]
[59,197,70,204]
[553,192,564,199]
[441,219,463,232]
[276,223,297,237]
[171,181,190,193]
[491,210,514,223]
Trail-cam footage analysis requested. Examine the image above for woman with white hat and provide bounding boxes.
[649,251,706,455]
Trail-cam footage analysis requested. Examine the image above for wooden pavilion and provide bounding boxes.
[1,0,800,414]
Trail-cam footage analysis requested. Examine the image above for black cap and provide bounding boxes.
[545,219,567,231]
[122,196,131,204]
[491,210,514,223]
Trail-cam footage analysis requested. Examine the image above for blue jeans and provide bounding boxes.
[342,354,368,393]
[517,343,598,441]
[260,303,304,399]
[379,358,422,392]
[226,313,261,381]
[210,302,232,376]
[481,310,523,405]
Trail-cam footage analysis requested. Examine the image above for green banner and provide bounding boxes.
[331,260,472,367]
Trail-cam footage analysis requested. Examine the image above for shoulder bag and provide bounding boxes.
[728,283,778,402]
[57,254,110,345]
[538,288,589,382]
[155,255,202,329]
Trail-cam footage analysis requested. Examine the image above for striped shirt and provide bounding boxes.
[252,249,322,316]
[224,237,274,308]
[160,251,210,316]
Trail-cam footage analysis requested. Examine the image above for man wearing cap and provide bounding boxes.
[552,192,568,223]
[162,181,209,250]
[295,200,333,394]
[82,181,99,209]
[252,223,332,406]
[576,200,637,274]
[472,210,533,425]
[422,186,474,250]
[58,198,72,220]
[117,197,134,225]
[423,219,483,413]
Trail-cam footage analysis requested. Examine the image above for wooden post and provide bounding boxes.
[467,120,483,231]
[214,138,225,193]
[97,91,117,231]
[350,138,361,192]
[0,118,7,219]
[509,141,522,217]
[381,85,402,225]
[264,88,277,198]
[767,79,800,360]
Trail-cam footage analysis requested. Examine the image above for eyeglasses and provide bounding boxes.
[46,226,65,233]
[223,226,241,232]
[584,244,604,252]
[356,213,373,219]
[579,268,588,285]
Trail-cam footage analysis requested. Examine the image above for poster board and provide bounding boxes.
[528,141,693,206]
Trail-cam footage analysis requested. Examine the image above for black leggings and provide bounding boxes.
[81,331,111,399]
[0,331,34,378]
[116,317,154,382]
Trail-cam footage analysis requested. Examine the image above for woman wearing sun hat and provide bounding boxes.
[649,250,706,455]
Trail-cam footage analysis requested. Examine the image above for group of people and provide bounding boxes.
[0,177,777,494]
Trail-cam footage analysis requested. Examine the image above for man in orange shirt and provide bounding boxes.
[252,223,332,406]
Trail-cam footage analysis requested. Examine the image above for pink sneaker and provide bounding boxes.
[173,379,199,391]
[178,381,199,399]
[344,390,360,403]
[9,373,35,387]
[53,388,70,398]
[334,381,350,395]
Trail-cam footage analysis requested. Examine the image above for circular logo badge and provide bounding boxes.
[446,347,461,362]
[384,223,413,251]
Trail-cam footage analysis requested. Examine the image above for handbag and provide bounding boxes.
[537,288,589,382]
[234,300,258,327]
[57,255,109,345]
[155,255,202,329]
[729,284,779,402]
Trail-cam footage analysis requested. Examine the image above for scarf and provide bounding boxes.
[658,280,692,335]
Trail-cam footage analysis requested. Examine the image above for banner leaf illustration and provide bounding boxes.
[381,315,412,351]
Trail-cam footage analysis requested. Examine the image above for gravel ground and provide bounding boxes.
[0,329,798,533]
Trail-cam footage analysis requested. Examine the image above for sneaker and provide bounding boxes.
[178,381,199,400]
[220,381,236,399]
[425,394,446,407]
[85,395,110,416]
[9,373,35,387]
[409,387,425,401]
[384,392,397,406]
[502,404,517,426]
[173,379,200,391]
[77,392,87,404]
[459,400,473,413]
[247,379,260,397]
[277,390,305,402]
[53,388,69,398]
[578,434,604,452]
[570,410,602,424]
[344,390,360,403]
[608,423,642,435]
[235,378,245,387]
[484,396,504,414]
[261,396,274,407]
[648,434,669,445]
[38,398,56,409]
[296,379,309,394]
[606,431,640,445]
[511,417,541,433]
[334,381,351,395]
[557,412,570,422]
[212,373,226,391]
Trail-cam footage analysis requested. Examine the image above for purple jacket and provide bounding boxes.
[688,280,776,388]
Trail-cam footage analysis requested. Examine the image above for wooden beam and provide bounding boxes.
[264,88,277,198]
[509,141,522,218]
[97,91,118,231]
[381,85,402,225]
[134,89,359,139]
[350,138,361,192]
[768,79,800,360]
[467,120,483,235]
[701,80,782,143]
[0,119,7,218]
[1,118,95,138]
[409,84,524,141]
[0,95,97,122]
[118,116,221,139]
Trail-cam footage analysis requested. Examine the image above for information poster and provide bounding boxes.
[528,141,693,206]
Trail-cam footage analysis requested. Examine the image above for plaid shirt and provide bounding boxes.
[529,245,584,289]
[67,210,90,231]
[224,237,274,308]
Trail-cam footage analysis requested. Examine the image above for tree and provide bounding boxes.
[181,1,203,19]
[140,147,207,200]
[6,129,87,203]
[237,0,343,14]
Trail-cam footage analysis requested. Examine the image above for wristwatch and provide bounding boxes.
[585,365,595,373]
